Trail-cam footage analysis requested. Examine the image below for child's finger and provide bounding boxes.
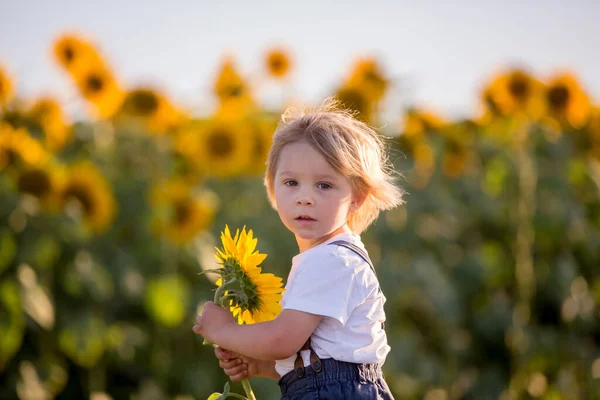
[215,347,239,361]
[214,347,230,361]
[224,363,246,376]
[219,358,242,369]
[226,365,248,382]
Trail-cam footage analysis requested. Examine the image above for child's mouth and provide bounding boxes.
[295,215,316,222]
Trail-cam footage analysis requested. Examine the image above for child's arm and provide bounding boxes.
[194,301,322,360]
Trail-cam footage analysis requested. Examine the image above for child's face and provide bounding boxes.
[273,141,355,251]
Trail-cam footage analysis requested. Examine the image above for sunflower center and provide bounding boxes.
[364,70,383,86]
[63,184,95,215]
[174,200,192,225]
[226,85,243,98]
[270,57,285,72]
[208,131,234,158]
[17,169,51,197]
[509,74,530,101]
[64,47,75,63]
[548,85,570,110]
[32,102,54,120]
[126,90,159,116]
[85,74,105,95]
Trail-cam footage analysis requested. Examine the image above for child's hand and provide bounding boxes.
[192,301,236,344]
[214,347,260,381]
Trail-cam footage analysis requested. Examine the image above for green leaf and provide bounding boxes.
[0,279,26,371]
[206,381,230,400]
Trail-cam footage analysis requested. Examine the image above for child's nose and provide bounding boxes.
[296,194,313,205]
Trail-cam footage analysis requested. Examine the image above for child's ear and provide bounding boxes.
[350,194,366,213]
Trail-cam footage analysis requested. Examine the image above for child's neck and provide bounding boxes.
[296,225,352,253]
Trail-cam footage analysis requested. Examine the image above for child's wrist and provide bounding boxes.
[257,359,278,380]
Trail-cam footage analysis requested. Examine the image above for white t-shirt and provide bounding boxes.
[274,232,390,378]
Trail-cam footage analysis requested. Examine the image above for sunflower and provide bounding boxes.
[211,225,284,324]
[0,124,49,172]
[583,107,600,160]
[402,108,447,139]
[0,64,14,107]
[151,180,219,245]
[411,142,435,189]
[212,57,256,120]
[248,116,277,175]
[265,48,292,79]
[483,69,545,119]
[74,65,124,119]
[346,57,388,103]
[544,72,591,129]
[58,162,116,233]
[335,85,372,123]
[15,160,65,206]
[27,97,72,151]
[213,56,254,103]
[175,118,253,178]
[119,87,185,134]
[52,34,102,79]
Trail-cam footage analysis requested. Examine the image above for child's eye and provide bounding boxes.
[317,182,332,190]
[284,180,298,187]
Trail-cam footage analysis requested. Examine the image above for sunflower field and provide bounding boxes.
[0,33,599,400]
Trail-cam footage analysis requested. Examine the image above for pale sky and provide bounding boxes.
[1,0,599,122]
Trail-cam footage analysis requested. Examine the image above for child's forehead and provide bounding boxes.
[277,143,334,168]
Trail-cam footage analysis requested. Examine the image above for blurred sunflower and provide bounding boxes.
[0,124,49,172]
[440,123,475,179]
[335,85,372,123]
[213,57,256,119]
[58,162,116,233]
[402,108,447,139]
[412,142,435,189]
[211,225,284,324]
[74,65,124,119]
[483,69,545,119]
[0,64,14,107]
[15,160,65,206]
[544,72,591,129]
[248,117,277,175]
[346,57,388,103]
[213,57,254,102]
[27,97,72,151]
[264,48,292,79]
[119,87,185,134]
[151,180,219,245]
[175,119,253,178]
[52,34,102,79]
[477,85,503,125]
[583,107,600,160]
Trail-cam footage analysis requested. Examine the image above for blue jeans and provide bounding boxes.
[278,358,395,399]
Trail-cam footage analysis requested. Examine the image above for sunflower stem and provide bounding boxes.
[241,378,257,400]
[214,278,237,303]
[213,277,258,399]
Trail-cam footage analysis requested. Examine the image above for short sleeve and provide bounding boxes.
[282,249,358,325]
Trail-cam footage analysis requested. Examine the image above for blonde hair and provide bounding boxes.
[264,98,405,234]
